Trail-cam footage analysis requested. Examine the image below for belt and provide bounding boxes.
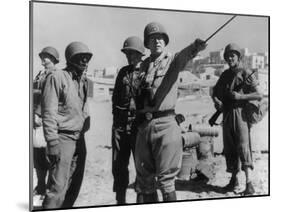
[58,130,80,137]
[141,109,175,121]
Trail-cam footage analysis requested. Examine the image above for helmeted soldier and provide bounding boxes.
[41,41,92,209]
[134,22,206,203]
[212,43,263,195]
[33,46,59,203]
[111,36,145,204]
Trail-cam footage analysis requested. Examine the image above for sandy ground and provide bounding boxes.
[33,96,269,207]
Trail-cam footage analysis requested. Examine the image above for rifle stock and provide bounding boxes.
[209,70,257,126]
[208,110,222,126]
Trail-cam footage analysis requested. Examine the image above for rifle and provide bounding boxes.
[208,70,257,126]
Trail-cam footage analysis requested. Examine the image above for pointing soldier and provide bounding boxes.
[33,46,59,201]
[212,43,263,195]
[111,36,145,204]
[134,22,206,202]
[41,42,92,209]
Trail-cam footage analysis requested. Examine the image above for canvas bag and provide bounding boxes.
[241,70,268,125]
[243,99,268,125]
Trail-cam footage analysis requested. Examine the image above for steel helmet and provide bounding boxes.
[144,22,169,48]
[223,43,242,61]
[121,36,145,55]
[39,46,59,64]
[65,41,93,62]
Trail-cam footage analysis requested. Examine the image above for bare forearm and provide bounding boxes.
[240,92,263,101]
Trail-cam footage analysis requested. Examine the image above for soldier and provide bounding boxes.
[33,46,59,202]
[134,22,206,202]
[41,42,92,209]
[111,36,145,204]
[212,43,263,195]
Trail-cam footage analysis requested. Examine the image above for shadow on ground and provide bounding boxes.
[175,179,227,194]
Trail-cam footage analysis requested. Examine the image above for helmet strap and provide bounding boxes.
[67,62,87,77]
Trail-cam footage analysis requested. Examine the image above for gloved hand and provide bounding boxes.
[194,38,207,52]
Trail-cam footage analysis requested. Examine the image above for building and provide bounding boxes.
[257,69,269,96]
[245,54,265,69]
[209,49,224,64]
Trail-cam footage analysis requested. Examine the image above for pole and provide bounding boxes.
[204,15,237,43]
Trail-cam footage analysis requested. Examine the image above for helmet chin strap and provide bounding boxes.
[67,61,88,74]
[67,61,88,76]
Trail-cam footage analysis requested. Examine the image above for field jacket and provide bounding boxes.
[41,68,89,145]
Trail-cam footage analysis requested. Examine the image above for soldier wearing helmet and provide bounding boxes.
[212,43,262,196]
[111,36,145,204]
[41,42,92,209]
[33,46,60,205]
[134,22,206,203]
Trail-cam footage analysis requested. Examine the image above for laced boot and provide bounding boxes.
[242,182,255,196]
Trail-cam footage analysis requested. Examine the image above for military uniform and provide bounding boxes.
[41,67,89,209]
[111,64,141,202]
[135,43,203,199]
[33,69,55,196]
[212,67,258,173]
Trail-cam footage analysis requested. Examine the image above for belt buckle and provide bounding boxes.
[145,112,153,121]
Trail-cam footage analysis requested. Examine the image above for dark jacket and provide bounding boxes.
[112,65,141,129]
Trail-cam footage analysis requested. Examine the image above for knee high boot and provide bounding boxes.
[137,192,159,203]
[163,191,177,202]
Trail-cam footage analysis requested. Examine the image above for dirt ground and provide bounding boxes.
[33,96,269,207]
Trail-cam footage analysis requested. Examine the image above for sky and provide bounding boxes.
[32,1,269,75]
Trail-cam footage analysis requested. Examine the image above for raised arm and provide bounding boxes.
[152,39,206,110]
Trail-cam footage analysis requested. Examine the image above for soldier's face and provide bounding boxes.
[147,33,166,55]
[225,52,240,68]
[71,54,91,72]
[125,50,143,67]
[41,56,55,70]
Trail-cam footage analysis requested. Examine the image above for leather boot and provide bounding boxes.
[137,192,159,203]
[242,182,255,196]
[223,175,240,192]
[163,191,177,202]
[116,189,126,205]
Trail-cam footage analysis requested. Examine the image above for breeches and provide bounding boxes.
[135,116,182,194]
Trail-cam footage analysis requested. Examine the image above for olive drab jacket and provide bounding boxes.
[137,41,200,112]
[41,68,90,146]
[33,68,57,117]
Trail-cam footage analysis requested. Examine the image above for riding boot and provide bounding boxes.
[137,192,159,203]
[162,191,177,202]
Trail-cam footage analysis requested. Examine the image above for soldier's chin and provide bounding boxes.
[75,65,87,73]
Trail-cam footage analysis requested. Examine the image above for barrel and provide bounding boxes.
[189,124,219,137]
[182,131,201,149]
